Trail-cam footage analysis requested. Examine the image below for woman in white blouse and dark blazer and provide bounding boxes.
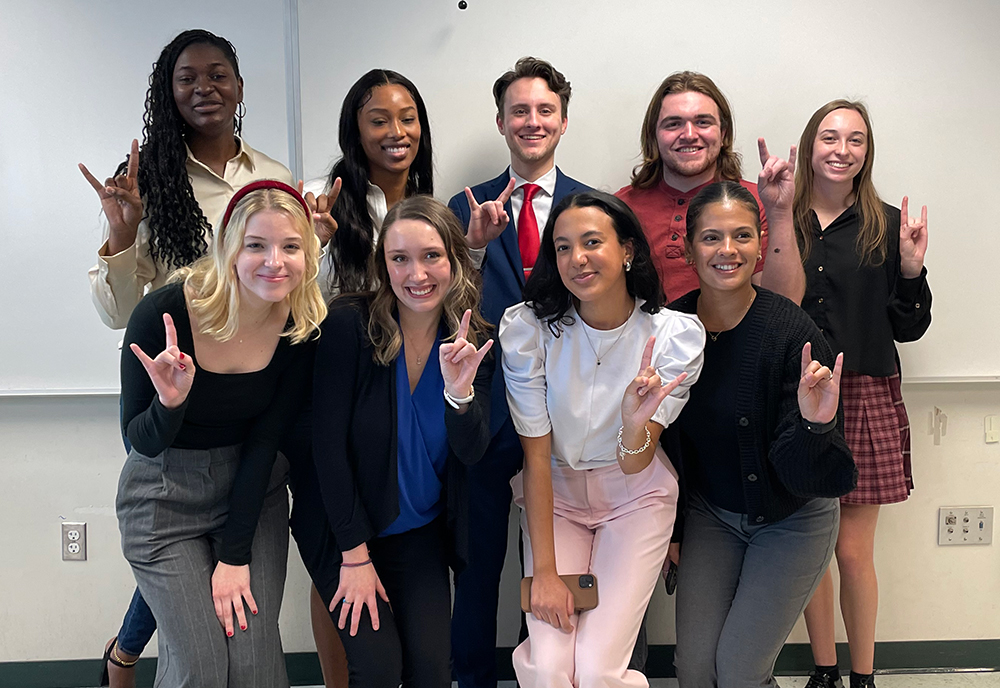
[499,190,705,688]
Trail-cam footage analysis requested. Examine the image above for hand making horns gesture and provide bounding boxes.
[439,309,494,403]
[898,196,929,279]
[620,336,688,433]
[79,138,143,254]
[757,138,796,213]
[298,177,342,247]
[129,313,196,410]
[464,177,516,250]
[798,341,844,425]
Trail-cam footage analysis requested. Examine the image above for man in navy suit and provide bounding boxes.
[448,57,589,688]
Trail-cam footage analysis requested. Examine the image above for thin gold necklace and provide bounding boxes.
[703,290,755,342]
[580,302,635,366]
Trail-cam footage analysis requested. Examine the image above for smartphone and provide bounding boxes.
[520,573,599,613]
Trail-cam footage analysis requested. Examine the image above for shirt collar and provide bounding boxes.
[658,176,714,199]
[184,136,255,176]
[509,165,558,197]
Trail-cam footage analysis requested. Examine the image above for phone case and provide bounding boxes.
[520,573,599,613]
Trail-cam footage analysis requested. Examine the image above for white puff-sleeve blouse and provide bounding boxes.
[499,299,705,470]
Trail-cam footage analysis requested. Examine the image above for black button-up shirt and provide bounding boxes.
[800,203,932,376]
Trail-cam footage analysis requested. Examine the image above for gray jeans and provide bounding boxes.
[117,445,290,688]
[674,494,839,688]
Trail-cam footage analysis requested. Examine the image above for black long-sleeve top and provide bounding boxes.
[311,295,493,571]
[121,283,314,565]
[664,288,857,542]
[800,203,932,376]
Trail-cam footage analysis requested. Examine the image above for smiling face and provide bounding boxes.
[686,200,761,294]
[172,42,243,138]
[553,206,633,307]
[497,77,567,175]
[358,84,421,180]
[656,91,723,188]
[384,218,453,317]
[811,108,868,188]
[235,209,306,307]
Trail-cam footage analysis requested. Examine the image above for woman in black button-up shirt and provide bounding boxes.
[794,100,931,688]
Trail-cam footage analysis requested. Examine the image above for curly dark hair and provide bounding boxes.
[114,29,242,270]
[523,190,665,335]
[324,69,434,295]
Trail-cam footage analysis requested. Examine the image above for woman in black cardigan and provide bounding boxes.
[305,195,493,688]
[666,181,857,687]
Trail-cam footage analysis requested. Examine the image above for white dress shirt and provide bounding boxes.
[88,138,293,329]
[499,299,705,470]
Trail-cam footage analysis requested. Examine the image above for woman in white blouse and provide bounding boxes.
[499,190,705,688]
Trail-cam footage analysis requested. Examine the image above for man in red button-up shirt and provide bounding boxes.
[616,71,804,304]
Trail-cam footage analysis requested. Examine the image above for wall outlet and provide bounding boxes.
[61,522,87,561]
[938,507,993,546]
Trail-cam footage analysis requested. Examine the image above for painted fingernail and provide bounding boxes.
[240,625,246,631]
[178,363,186,370]
[227,631,233,637]
[252,609,258,615]
[179,353,184,360]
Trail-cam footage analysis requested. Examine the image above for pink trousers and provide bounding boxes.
[511,455,678,688]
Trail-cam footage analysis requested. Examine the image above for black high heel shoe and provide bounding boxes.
[99,637,137,687]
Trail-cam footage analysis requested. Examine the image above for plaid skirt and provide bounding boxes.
[839,370,913,505]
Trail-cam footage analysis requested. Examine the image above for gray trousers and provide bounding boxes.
[117,445,290,688]
[674,494,839,688]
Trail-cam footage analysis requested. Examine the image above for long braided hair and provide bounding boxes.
[115,29,242,270]
[325,69,434,294]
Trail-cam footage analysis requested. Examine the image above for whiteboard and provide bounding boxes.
[297,0,1000,382]
[0,0,292,394]
[2,0,997,392]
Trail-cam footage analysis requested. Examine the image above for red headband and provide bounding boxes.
[221,179,311,229]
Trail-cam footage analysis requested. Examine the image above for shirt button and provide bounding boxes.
[738,417,749,427]
[818,266,824,272]
[915,303,921,308]
[818,298,824,304]
[674,215,683,221]
[678,198,685,205]
[671,234,679,241]
[819,235,824,240]
[756,516,764,523]
[747,473,758,482]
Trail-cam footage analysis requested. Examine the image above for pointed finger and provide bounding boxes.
[639,336,655,373]
[328,177,343,207]
[788,144,797,174]
[497,177,516,205]
[474,336,494,363]
[163,313,178,350]
[757,137,770,167]
[464,187,481,211]
[129,343,156,373]
[900,196,909,229]
[126,139,139,180]
[832,352,844,385]
[78,163,106,194]
[921,204,927,229]
[800,341,812,377]
[457,309,472,342]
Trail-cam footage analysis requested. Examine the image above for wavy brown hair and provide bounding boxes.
[630,71,743,189]
[367,195,490,366]
[793,99,887,266]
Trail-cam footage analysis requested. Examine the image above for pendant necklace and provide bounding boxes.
[581,302,635,365]
[704,290,756,342]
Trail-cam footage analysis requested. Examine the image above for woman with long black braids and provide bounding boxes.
[80,29,300,687]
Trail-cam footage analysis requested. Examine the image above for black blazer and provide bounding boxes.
[311,294,493,572]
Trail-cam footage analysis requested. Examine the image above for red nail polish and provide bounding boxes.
[227,631,233,637]
[240,625,246,631]
[179,363,186,370]
[179,353,184,360]
[252,609,258,615]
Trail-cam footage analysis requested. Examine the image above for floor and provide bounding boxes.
[491,676,1000,687]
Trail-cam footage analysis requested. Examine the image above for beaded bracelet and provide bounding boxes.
[617,425,651,458]
[340,558,372,568]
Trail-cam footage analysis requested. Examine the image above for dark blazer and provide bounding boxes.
[448,167,590,435]
[311,295,493,573]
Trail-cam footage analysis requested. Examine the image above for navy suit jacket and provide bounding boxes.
[448,167,590,436]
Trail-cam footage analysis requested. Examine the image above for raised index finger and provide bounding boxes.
[757,137,770,167]
[328,177,343,206]
[900,196,909,228]
[496,177,516,205]
[163,312,178,350]
[787,144,797,175]
[800,341,812,376]
[464,187,481,212]
[126,139,139,180]
[78,163,106,193]
[640,335,656,373]
[456,309,472,342]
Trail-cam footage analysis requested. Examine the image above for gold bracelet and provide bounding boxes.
[110,643,139,668]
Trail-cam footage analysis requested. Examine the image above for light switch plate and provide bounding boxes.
[939,507,993,546]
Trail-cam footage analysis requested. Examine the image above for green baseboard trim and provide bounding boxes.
[2,641,997,686]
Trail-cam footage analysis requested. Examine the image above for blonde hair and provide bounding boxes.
[170,187,327,344]
[631,71,743,189]
[366,195,490,366]
[793,100,887,266]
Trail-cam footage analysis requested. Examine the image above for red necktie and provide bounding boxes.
[517,183,542,281]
